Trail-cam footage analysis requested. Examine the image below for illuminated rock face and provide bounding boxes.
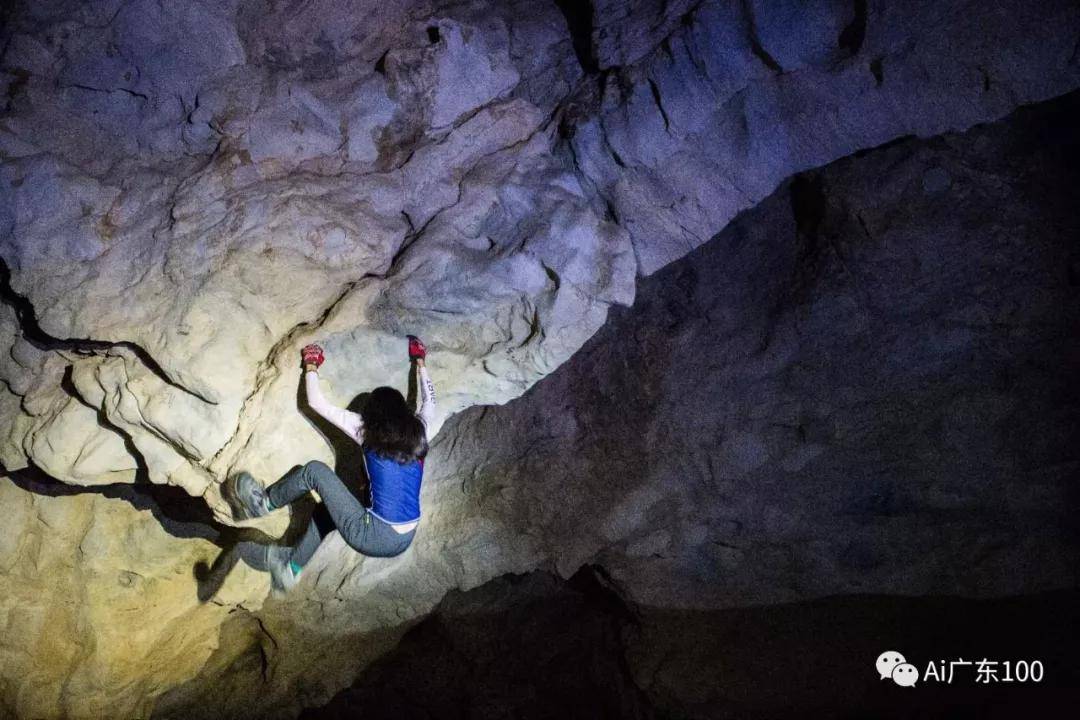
[0,0,635,510]
[160,91,1080,720]
[0,475,265,720]
[2,0,1078,509]
[0,0,1079,717]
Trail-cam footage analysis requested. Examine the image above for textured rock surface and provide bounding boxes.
[0,0,1078,717]
[568,0,1080,274]
[2,0,1077,514]
[0,471,264,719]
[420,92,1080,611]
[1,0,633,509]
[155,91,1079,719]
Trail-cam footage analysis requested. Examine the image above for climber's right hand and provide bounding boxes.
[301,343,325,369]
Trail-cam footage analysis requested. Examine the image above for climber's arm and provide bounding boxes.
[416,359,436,433]
[300,343,363,441]
[407,335,436,435]
[303,362,364,443]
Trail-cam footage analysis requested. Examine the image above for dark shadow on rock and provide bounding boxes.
[194,544,242,602]
[195,487,320,603]
[297,369,371,502]
[299,565,1080,720]
[341,392,371,504]
[629,588,1080,719]
[2,460,226,544]
[300,564,655,720]
[0,458,297,604]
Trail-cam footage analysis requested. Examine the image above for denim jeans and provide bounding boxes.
[266,460,416,568]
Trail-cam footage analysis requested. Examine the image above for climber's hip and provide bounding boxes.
[341,508,416,558]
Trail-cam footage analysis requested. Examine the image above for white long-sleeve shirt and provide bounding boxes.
[304,366,436,443]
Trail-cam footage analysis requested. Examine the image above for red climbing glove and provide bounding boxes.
[301,343,325,369]
[407,335,427,361]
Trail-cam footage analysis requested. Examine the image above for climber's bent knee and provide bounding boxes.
[305,459,332,474]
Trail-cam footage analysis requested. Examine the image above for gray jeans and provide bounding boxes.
[266,460,416,568]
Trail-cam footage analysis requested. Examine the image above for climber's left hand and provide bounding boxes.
[301,343,325,369]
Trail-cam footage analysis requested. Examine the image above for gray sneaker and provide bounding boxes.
[265,544,301,595]
[229,471,272,520]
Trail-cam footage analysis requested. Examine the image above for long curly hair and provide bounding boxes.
[362,386,428,463]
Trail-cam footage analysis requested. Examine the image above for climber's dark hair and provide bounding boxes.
[362,386,428,463]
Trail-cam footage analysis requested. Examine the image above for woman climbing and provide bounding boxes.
[227,335,436,593]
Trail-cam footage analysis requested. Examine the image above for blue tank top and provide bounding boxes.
[364,448,423,524]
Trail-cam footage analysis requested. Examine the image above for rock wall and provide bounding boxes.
[1,0,1079,717]
[0,472,265,719]
[0,0,633,511]
[2,0,1077,515]
[299,567,655,719]
[420,91,1080,611]
[157,90,1080,719]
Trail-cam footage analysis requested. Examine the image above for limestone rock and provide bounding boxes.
[1,0,1077,525]
[569,0,1080,274]
[0,0,1078,717]
[420,91,1080,613]
[154,89,1080,719]
[0,472,257,720]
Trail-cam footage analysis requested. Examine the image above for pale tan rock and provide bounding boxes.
[0,0,1078,718]
[0,479,264,720]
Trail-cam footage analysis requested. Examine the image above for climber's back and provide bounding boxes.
[361,384,429,529]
